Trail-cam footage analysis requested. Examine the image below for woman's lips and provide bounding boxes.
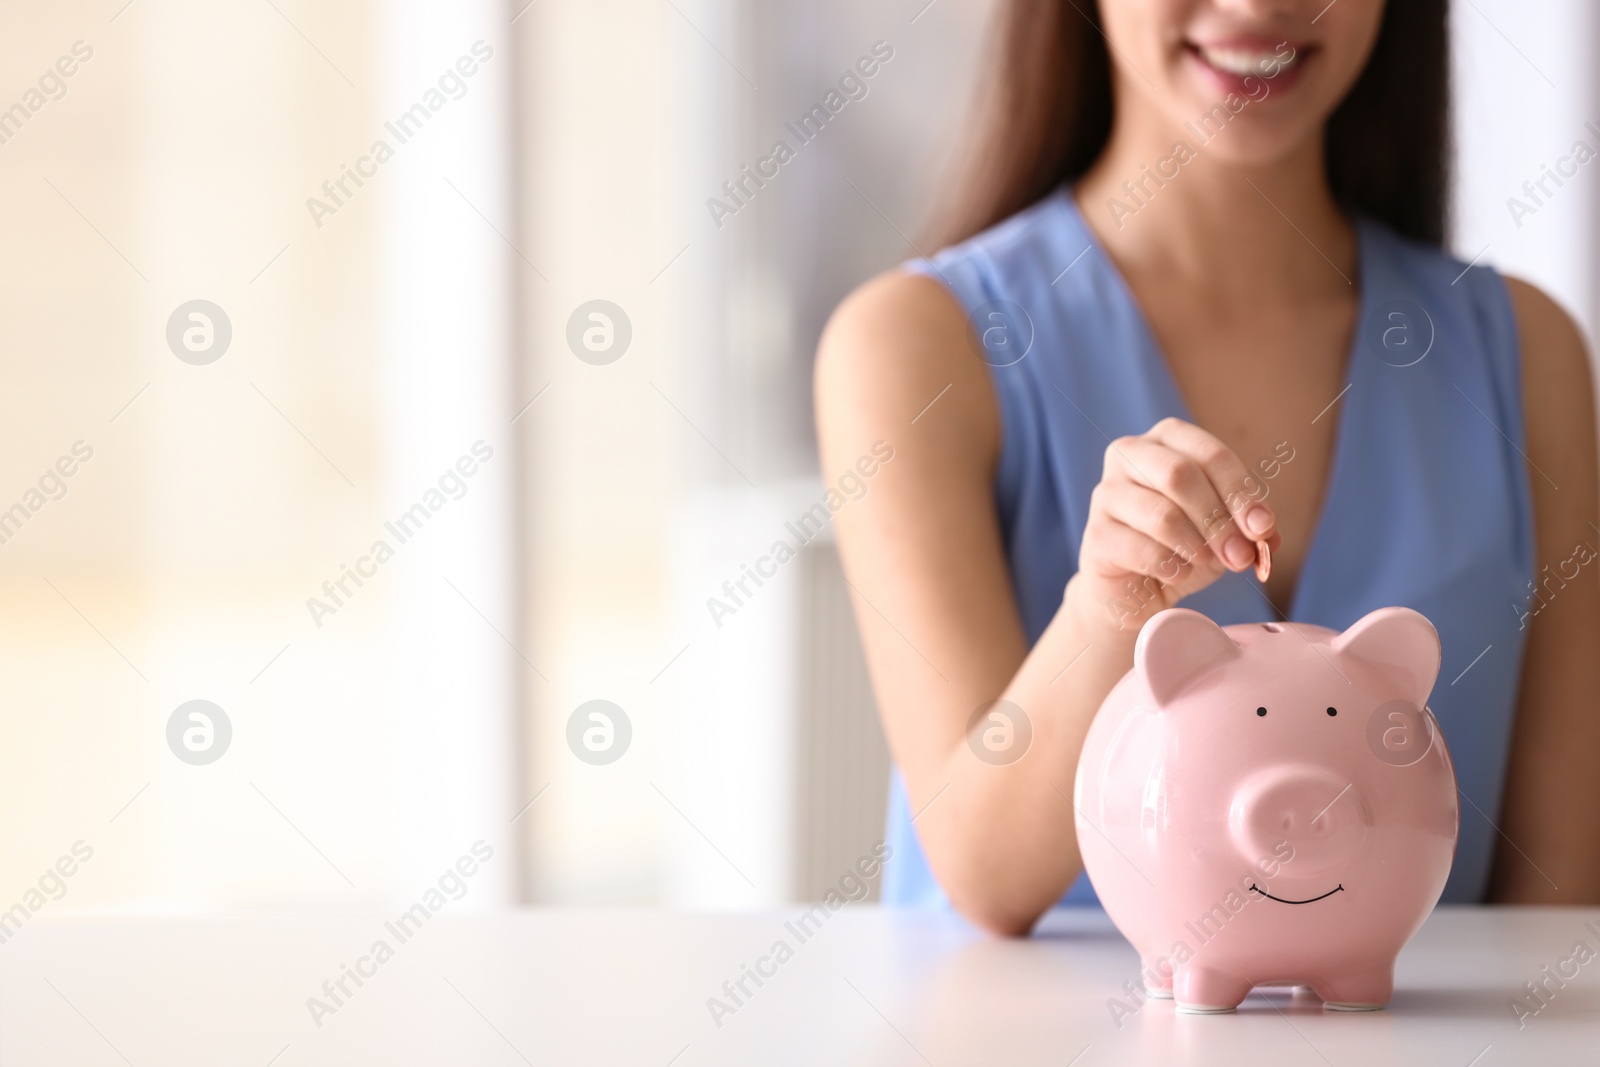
[1185,39,1311,97]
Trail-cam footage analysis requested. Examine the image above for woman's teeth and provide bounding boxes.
[1196,45,1299,77]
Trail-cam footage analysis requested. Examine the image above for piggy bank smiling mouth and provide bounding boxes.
[1249,883,1345,905]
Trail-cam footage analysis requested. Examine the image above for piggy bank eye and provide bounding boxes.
[1256,706,1267,717]
[1327,706,1338,716]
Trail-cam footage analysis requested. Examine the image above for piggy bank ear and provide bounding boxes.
[1331,607,1441,704]
[1136,608,1242,707]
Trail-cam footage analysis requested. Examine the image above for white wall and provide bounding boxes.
[1452,0,1600,338]
[377,0,522,906]
[0,1,519,915]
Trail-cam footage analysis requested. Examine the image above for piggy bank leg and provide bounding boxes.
[1173,966,1252,1014]
[1140,956,1174,999]
[1315,965,1393,1011]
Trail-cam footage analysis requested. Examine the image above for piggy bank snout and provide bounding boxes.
[1230,767,1368,878]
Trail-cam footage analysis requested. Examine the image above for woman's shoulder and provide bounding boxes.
[815,265,997,443]
[818,267,972,381]
[1361,216,1589,383]
[1501,274,1596,599]
[1502,275,1591,425]
[1502,276,1587,363]
[812,194,1076,449]
[814,254,1005,489]
[818,196,1079,394]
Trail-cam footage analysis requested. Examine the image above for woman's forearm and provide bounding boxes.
[912,574,1142,934]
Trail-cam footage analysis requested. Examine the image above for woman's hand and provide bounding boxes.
[1067,416,1281,634]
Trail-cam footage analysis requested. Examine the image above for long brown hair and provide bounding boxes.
[933,0,1450,247]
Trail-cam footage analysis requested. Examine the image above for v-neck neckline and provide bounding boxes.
[1058,188,1372,622]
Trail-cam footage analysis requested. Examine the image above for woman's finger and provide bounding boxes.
[1093,481,1229,574]
[1145,416,1277,544]
[1080,512,1212,626]
[1084,495,1192,577]
[1102,435,1255,571]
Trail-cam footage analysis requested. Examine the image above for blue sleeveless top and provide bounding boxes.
[887,187,1534,909]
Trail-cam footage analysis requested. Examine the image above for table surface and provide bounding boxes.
[2,905,1597,1065]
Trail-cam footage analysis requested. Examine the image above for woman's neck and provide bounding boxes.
[1075,90,1357,299]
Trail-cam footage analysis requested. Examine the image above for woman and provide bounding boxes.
[815,0,1600,935]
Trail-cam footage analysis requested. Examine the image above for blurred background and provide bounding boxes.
[0,0,1595,918]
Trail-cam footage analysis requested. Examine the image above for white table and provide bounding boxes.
[2,905,1597,1065]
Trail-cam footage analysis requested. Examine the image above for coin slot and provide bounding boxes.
[1262,623,1282,633]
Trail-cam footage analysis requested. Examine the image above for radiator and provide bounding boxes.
[794,539,891,902]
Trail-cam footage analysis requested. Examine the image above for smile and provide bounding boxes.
[1249,883,1344,905]
[1182,37,1314,95]
[1192,43,1302,78]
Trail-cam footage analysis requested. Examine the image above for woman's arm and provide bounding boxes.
[815,270,1276,934]
[1491,278,1600,903]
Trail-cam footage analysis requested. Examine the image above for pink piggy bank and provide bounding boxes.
[1074,606,1458,1013]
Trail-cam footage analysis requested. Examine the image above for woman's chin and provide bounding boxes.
[1153,106,1320,172]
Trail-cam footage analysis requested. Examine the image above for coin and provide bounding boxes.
[1254,540,1272,583]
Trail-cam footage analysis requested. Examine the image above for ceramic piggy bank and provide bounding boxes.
[1074,606,1457,1013]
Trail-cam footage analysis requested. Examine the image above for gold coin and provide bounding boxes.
[1254,540,1272,583]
